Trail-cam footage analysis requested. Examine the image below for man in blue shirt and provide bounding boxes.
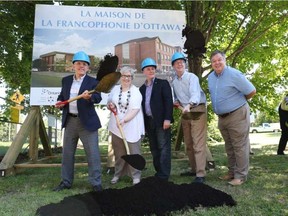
[208,50,256,186]
[171,52,208,183]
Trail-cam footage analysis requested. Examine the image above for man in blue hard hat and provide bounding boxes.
[54,51,103,192]
[139,58,173,181]
[171,52,209,183]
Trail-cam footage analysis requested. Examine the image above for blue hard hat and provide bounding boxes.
[171,52,186,65]
[141,58,157,70]
[72,51,90,65]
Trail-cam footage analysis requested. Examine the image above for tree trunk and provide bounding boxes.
[184,1,205,79]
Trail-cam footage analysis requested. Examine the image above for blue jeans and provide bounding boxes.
[146,118,171,180]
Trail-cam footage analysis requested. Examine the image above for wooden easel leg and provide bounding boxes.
[0,107,38,172]
[29,111,39,162]
[0,106,52,176]
[39,112,52,156]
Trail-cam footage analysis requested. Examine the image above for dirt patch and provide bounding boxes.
[36,177,236,216]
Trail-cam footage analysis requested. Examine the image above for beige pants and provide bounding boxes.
[111,133,141,180]
[218,103,250,180]
[181,105,207,177]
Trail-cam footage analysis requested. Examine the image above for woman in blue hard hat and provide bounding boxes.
[54,51,103,192]
[139,58,174,181]
[171,52,209,183]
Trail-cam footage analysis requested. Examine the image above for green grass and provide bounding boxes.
[0,133,288,216]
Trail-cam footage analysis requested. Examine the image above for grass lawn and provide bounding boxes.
[0,133,287,216]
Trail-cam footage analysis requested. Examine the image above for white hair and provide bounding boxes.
[120,66,137,76]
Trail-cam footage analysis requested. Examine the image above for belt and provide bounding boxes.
[68,113,78,117]
[218,104,245,118]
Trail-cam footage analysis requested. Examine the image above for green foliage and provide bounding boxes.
[0,1,53,94]
[254,111,280,126]
[183,1,288,117]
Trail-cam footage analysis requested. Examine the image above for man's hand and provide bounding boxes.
[182,104,191,113]
[163,120,171,130]
[55,101,65,109]
[82,90,91,100]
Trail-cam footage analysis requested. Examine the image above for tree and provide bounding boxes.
[0,1,55,94]
[183,1,288,116]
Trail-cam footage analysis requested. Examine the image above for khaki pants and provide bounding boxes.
[111,133,141,180]
[181,105,207,177]
[218,103,250,180]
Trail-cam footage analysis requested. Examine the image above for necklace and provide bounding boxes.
[118,86,131,113]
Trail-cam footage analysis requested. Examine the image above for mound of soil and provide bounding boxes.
[36,176,236,216]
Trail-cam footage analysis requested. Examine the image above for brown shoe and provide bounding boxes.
[219,174,234,180]
[228,179,244,186]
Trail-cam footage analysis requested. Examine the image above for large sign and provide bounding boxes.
[30,4,185,105]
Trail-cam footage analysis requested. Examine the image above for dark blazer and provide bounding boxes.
[139,78,173,129]
[57,74,102,131]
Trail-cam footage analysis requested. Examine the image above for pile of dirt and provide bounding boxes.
[36,176,236,216]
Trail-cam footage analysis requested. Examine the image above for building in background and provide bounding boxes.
[38,51,95,72]
[115,36,182,73]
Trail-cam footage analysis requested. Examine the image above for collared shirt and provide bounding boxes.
[69,74,86,114]
[144,78,154,116]
[208,66,255,115]
[172,71,206,106]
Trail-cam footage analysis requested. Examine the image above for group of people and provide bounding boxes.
[53,49,256,192]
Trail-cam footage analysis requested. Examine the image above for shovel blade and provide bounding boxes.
[121,154,146,170]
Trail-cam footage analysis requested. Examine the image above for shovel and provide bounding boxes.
[110,108,146,170]
[56,72,121,106]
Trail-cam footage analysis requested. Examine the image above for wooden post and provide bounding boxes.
[39,112,52,156]
[0,106,52,176]
[0,107,38,170]
[29,110,40,162]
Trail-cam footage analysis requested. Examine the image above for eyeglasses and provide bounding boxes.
[121,75,132,79]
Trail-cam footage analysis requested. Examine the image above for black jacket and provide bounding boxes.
[57,74,102,131]
[139,78,173,129]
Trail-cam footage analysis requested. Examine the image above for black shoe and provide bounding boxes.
[193,177,205,183]
[93,185,103,192]
[180,171,196,176]
[53,182,71,192]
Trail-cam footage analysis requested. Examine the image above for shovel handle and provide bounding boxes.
[55,89,97,106]
[110,108,130,155]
